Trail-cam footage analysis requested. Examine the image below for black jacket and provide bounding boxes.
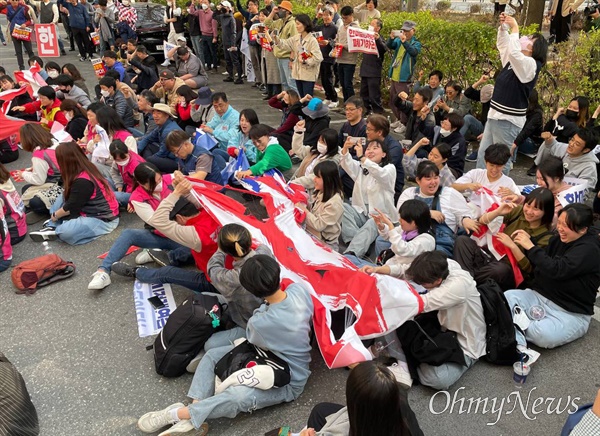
[5,90,36,121]
[314,21,338,64]
[464,86,490,125]
[434,129,467,177]
[395,98,435,145]
[359,36,387,78]
[304,115,331,148]
[65,114,88,141]
[528,233,600,315]
[214,10,236,48]
[130,56,159,93]
[544,114,578,144]
[514,107,543,147]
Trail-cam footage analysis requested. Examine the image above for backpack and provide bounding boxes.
[0,353,39,436]
[11,254,76,295]
[153,293,228,377]
[476,279,520,365]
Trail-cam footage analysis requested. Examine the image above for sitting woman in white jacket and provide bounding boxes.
[290,124,341,193]
[296,160,344,250]
[340,138,397,259]
[355,199,435,274]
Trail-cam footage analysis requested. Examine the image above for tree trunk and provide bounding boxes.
[407,0,419,13]
[522,0,546,27]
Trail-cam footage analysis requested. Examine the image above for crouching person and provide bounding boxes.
[396,251,486,390]
[137,255,314,435]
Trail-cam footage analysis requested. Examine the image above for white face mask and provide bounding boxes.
[440,128,451,137]
[201,3,208,9]
[154,181,163,193]
[65,112,73,122]
[116,157,130,167]
[100,89,110,98]
[317,141,328,155]
[47,70,59,79]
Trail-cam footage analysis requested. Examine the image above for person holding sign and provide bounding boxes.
[272,14,323,97]
[359,18,386,115]
[2,0,35,70]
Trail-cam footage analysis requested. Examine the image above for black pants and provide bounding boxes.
[551,0,572,43]
[0,148,18,164]
[307,403,344,431]
[224,47,242,79]
[319,62,338,102]
[60,12,75,49]
[72,27,92,58]
[12,38,34,71]
[360,75,383,114]
[22,184,50,215]
[453,235,515,290]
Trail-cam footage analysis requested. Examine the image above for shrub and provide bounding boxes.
[470,4,482,14]
[436,1,451,11]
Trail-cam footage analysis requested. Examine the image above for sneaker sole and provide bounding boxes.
[160,422,209,436]
[148,251,170,267]
[29,232,58,242]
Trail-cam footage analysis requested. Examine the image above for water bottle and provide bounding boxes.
[528,305,545,321]
[42,241,53,255]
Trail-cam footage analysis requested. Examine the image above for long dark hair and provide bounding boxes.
[55,142,114,201]
[347,361,410,436]
[365,139,390,167]
[0,162,9,184]
[311,128,338,158]
[62,63,86,82]
[96,105,128,136]
[176,85,198,104]
[132,162,161,194]
[19,123,54,152]
[313,160,343,203]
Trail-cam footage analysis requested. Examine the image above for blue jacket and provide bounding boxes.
[387,36,421,82]
[137,118,181,159]
[57,0,90,30]
[107,61,126,82]
[6,4,32,32]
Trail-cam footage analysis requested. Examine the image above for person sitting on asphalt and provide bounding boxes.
[173,46,209,89]
[504,203,600,365]
[137,103,183,173]
[136,254,313,436]
[99,76,136,129]
[166,130,226,185]
[235,124,293,179]
[393,88,436,156]
[301,97,331,148]
[268,89,303,152]
[102,50,130,84]
[54,74,91,110]
[129,45,159,93]
[108,139,146,206]
[150,69,186,113]
[12,86,69,130]
[199,92,240,156]
[337,96,367,149]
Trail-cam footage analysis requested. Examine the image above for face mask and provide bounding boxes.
[47,70,59,79]
[65,112,73,122]
[317,141,328,155]
[519,36,531,52]
[116,157,130,167]
[565,109,579,120]
[201,3,208,9]
[154,181,163,193]
[439,128,451,137]
[277,10,286,18]
[100,90,110,98]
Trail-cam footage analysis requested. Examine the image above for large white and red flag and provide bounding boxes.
[188,175,423,369]
[13,62,48,97]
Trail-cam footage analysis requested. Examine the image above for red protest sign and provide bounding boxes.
[35,24,60,57]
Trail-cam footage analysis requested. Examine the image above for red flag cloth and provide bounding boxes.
[188,176,423,369]
[0,111,28,142]
[97,246,139,259]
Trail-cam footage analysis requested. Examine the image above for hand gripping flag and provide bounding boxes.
[187,176,423,368]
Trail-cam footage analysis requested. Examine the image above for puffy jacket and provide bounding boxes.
[387,35,421,82]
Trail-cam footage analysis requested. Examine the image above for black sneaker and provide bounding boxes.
[527,164,537,177]
[234,78,244,84]
[148,249,171,267]
[223,76,234,82]
[465,151,478,162]
[111,262,139,278]
[29,227,58,242]
[69,47,76,51]
[60,50,67,56]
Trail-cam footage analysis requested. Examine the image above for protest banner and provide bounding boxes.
[347,27,377,55]
[557,177,588,207]
[91,58,106,78]
[133,281,177,338]
[35,24,59,57]
[163,40,176,61]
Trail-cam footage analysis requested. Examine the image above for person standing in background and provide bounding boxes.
[163,0,185,66]
[550,0,585,43]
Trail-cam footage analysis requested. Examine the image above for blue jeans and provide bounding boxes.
[99,229,184,273]
[204,326,246,351]
[418,355,476,390]
[337,63,356,102]
[345,254,376,268]
[512,137,537,162]
[186,344,296,429]
[276,58,297,92]
[114,191,131,206]
[190,35,204,64]
[48,195,119,245]
[504,289,592,349]
[127,127,144,137]
[135,265,216,293]
[295,80,315,97]
[200,35,218,68]
[476,118,521,175]
[0,259,10,272]
[460,114,484,139]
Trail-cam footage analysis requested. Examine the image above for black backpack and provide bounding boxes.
[476,279,520,365]
[153,294,228,377]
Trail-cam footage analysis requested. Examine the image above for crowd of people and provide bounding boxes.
[1,0,600,434]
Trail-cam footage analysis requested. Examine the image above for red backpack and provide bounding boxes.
[11,254,76,294]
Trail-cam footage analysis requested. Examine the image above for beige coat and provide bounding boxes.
[305,192,344,246]
[291,130,341,190]
[277,33,323,82]
[150,78,186,113]
[265,14,297,59]
[550,0,584,17]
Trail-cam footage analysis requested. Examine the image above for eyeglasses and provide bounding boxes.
[345,106,358,112]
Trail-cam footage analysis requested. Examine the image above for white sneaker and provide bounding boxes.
[88,271,111,290]
[135,249,154,265]
[161,60,171,67]
[29,227,57,242]
[387,361,413,389]
[158,420,203,436]
[137,403,184,433]
[327,101,339,109]
[185,351,205,373]
[390,120,401,129]
[222,71,229,75]
[393,125,406,134]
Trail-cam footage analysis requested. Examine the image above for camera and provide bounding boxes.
[584,1,600,17]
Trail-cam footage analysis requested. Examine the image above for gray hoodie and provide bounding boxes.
[57,85,92,109]
[547,138,599,196]
[206,244,272,328]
